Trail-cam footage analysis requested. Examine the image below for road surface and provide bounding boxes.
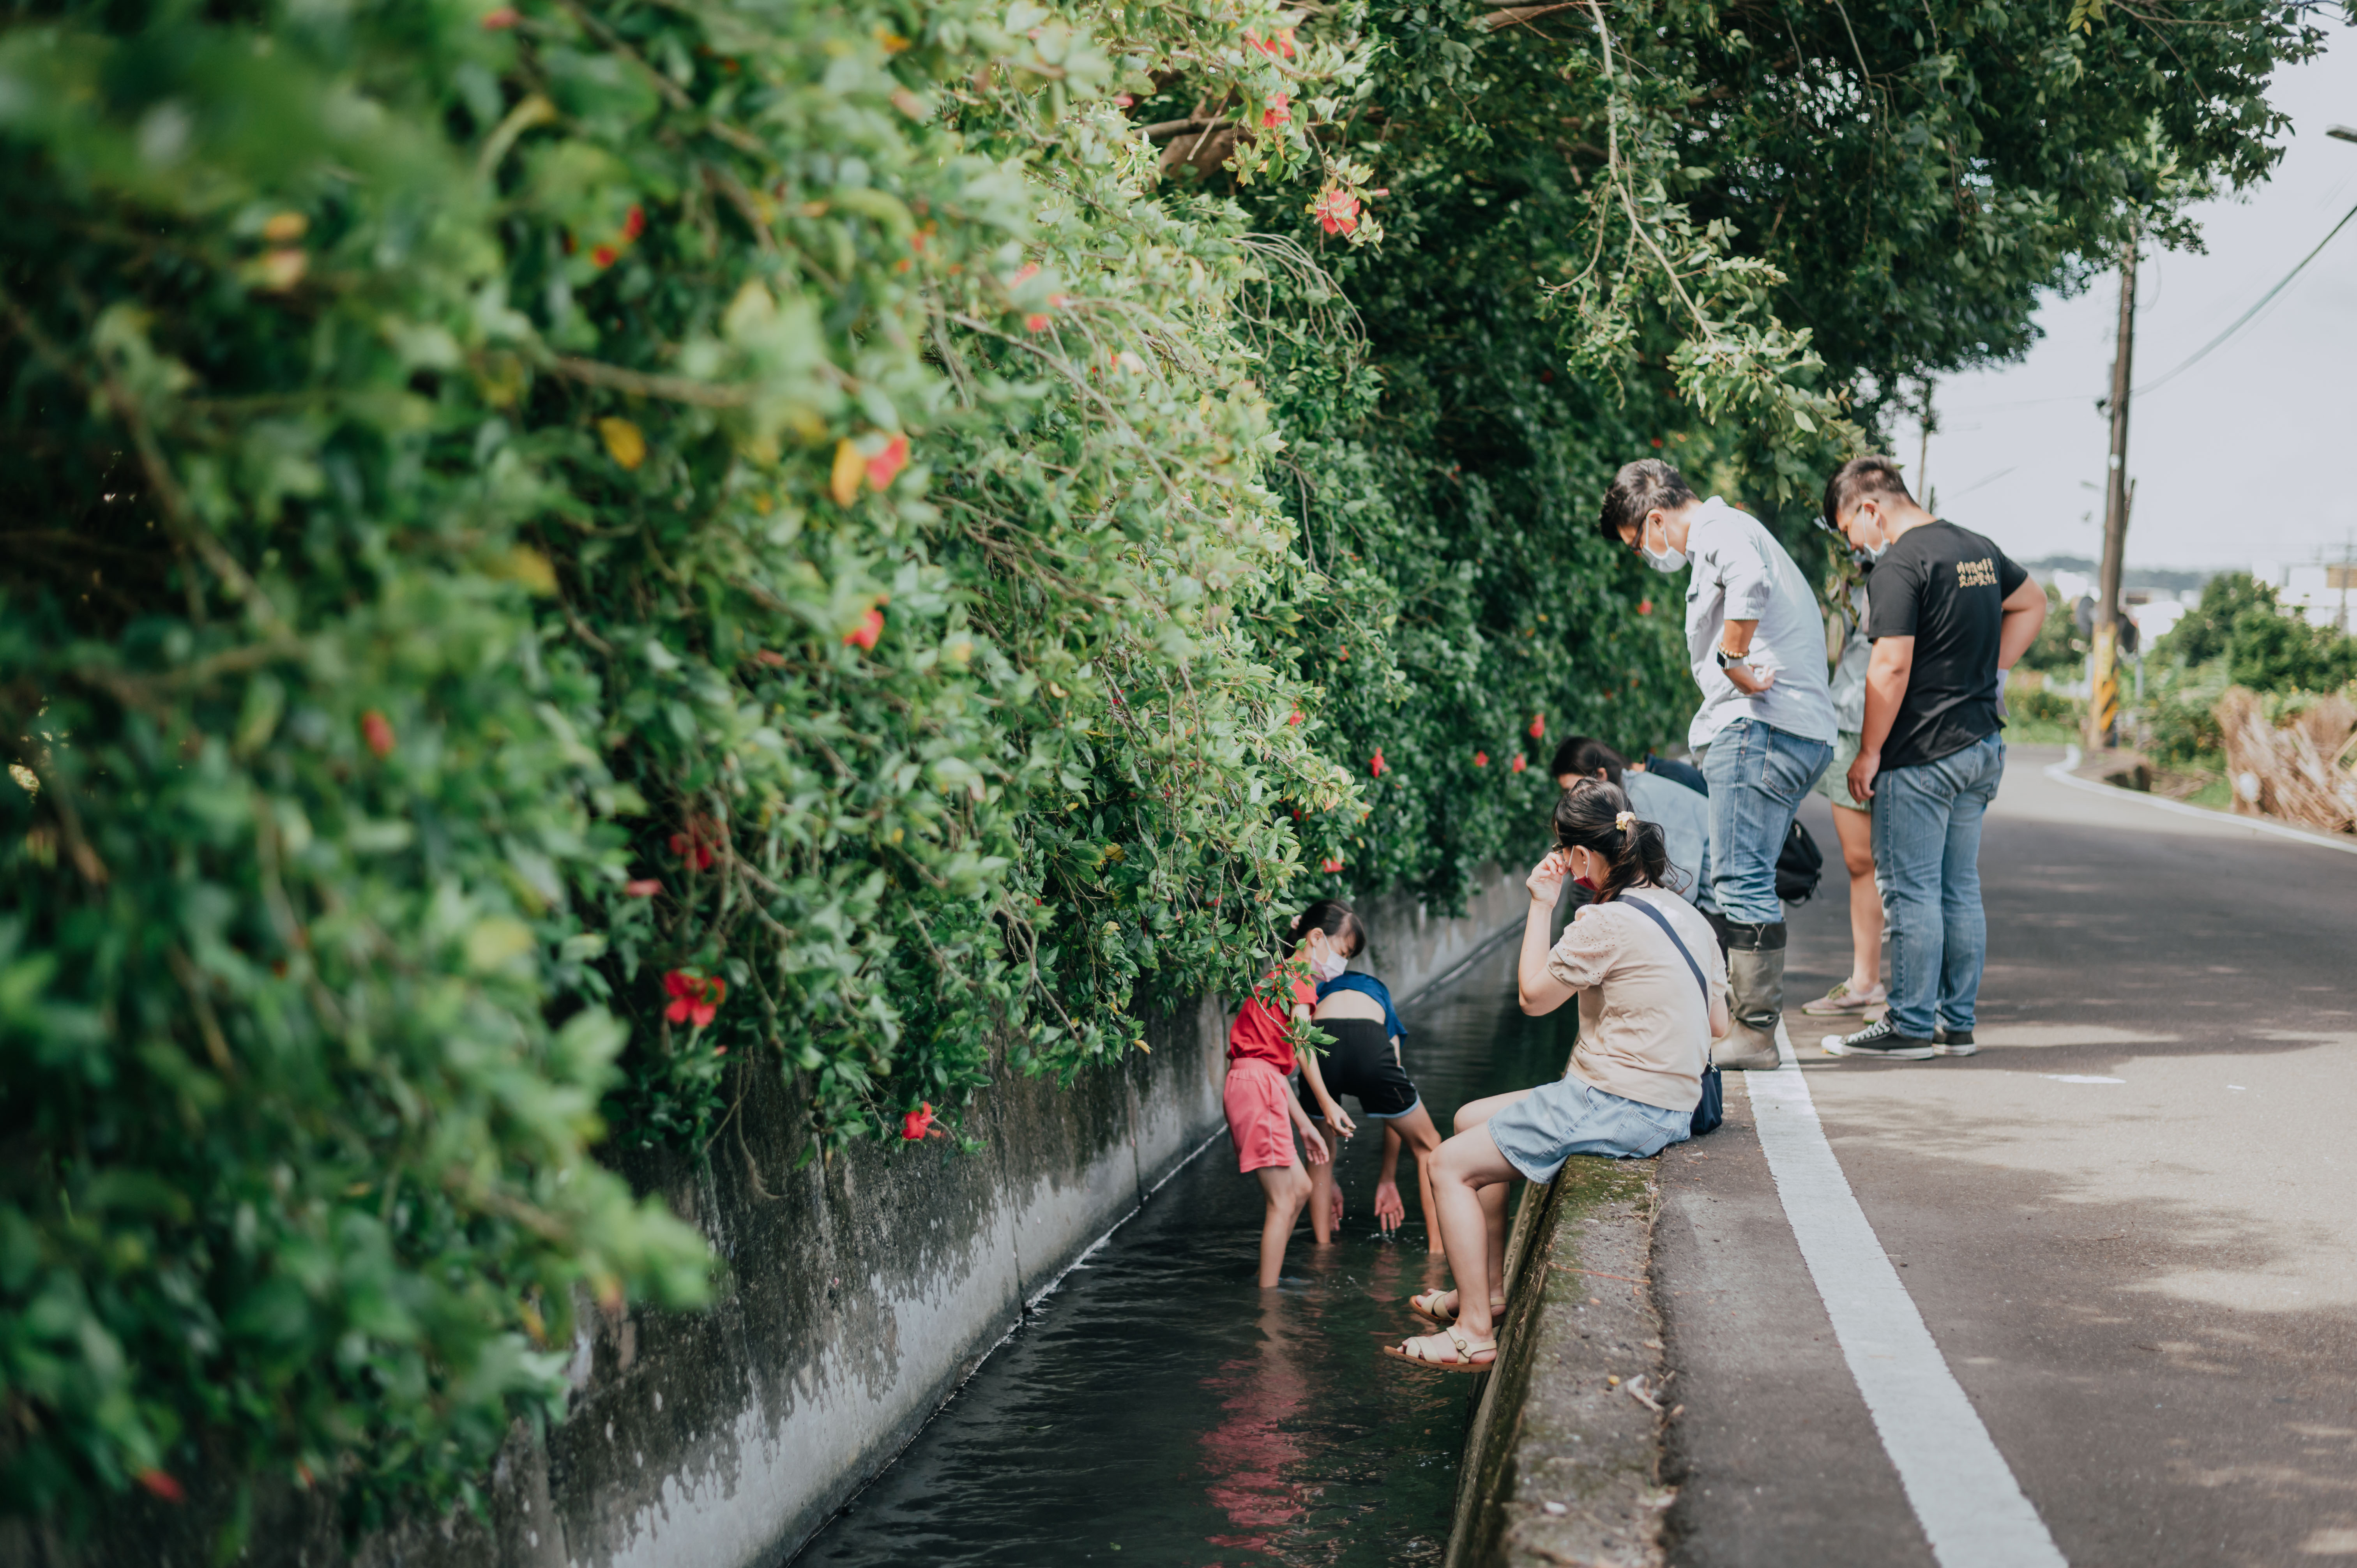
[1659,745,2357,1568]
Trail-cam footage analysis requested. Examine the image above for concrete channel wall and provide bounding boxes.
[1445,1158,1672,1568]
[9,867,1530,1568]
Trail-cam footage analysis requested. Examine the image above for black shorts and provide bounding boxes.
[1294,1017,1421,1119]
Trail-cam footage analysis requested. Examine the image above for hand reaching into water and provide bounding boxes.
[1373,1179,1405,1238]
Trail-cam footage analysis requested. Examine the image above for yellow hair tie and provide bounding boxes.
[1615,810,1636,832]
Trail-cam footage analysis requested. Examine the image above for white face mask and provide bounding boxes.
[1314,948,1350,981]
[1641,515,1687,574]
[1853,509,1890,562]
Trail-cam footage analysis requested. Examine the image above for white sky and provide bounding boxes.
[1887,32,2357,575]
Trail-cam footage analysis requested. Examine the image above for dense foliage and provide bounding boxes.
[0,0,2322,1543]
[2158,572,2357,694]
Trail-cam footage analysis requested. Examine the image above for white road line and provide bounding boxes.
[1748,1065,2069,1568]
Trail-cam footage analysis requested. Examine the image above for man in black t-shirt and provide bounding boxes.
[1815,457,2047,1062]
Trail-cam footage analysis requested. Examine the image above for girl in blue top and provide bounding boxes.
[1300,969,1445,1252]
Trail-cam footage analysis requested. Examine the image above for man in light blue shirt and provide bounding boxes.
[1599,459,1836,1070]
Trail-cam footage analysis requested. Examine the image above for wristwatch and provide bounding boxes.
[1714,646,1745,670]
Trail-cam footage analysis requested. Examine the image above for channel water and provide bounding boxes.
[792,936,1570,1568]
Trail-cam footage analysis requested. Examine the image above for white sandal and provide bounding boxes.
[1383,1325,1498,1374]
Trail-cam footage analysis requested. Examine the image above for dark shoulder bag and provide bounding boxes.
[1621,894,1723,1136]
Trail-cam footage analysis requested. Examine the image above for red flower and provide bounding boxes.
[1650,436,1664,449]
[1369,749,1387,778]
[1528,714,1546,740]
[481,6,520,28]
[361,710,395,758]
[1637,599,1652,616]
[1287,709,1304,726]
[755,649,787,667]
[136,1470,186,1504]
[1474,751,1488,767]
[1262,94,1290,129]
[864,433,910,491]
[670,822,719,870]
[1245,27,1297,57]
[663,969,726,1028]
[624,878,661,898]
[1313,185,1360,237]
[844,607,885,650]
[1320,857,1345,873]
[1510,753,1527,773]
[622,204,646,241]
[1025,312,1050,332]
[902,1102,936,1140]
[591,244,618,268]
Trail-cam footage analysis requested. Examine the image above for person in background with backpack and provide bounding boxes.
[1600,459,1837,1070]
[1385,780,1728,1371]
[1819,457,2046,1060]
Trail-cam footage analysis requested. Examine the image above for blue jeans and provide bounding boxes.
[1697,719,1833,926]
[1871,733,2005,1039]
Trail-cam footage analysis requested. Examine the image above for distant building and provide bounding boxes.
[2280,563,2355,632]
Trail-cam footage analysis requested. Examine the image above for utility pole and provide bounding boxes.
[1916,379,1935,511]
[2087,231,2136,752]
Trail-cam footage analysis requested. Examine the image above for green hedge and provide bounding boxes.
[0,0,2318,1545]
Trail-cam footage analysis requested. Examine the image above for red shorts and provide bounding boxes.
[1224,1058,1299,1174]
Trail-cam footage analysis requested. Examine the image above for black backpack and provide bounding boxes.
[1776,819,1823,905]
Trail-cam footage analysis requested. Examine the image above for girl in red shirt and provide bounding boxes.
[1226,900,1363,1287]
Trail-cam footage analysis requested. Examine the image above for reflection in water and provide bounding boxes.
[792,938,1567,1568]
[1200,1301,1310,1549]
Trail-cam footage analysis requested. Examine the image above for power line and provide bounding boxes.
[2131,196,2357,397]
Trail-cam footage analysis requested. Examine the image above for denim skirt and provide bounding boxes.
[1485,1076,1693,1182]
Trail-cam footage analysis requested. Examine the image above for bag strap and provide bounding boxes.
[1619,892,1710,1008]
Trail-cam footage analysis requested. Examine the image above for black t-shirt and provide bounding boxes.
[1865,521,2028,770]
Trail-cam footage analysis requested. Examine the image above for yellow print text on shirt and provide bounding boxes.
[1955,557,1998,589]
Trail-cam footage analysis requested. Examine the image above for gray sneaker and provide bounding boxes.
[1932,1027,1977,1057]
[1822,1016,1935,1060]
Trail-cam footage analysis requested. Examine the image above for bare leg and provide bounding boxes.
[1381,1102,1446,1251]
[1414,1090,1529,1320]
[1832,803,1882,992]
[1254,1163,1311,1288]
[1427,1124,1523,1341]
[1306,1120,1336,1244]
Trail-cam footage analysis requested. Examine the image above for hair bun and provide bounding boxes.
[1614,810,1635,832]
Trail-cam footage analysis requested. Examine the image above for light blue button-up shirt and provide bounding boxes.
[1679,497,1838,750]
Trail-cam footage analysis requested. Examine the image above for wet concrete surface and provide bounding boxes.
[1661,746,2357,1568]
[792,938,1573,1568]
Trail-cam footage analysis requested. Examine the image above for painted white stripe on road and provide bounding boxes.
[1748,1065,2068,1568]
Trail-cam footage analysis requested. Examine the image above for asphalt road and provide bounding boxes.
[1658,744,2357,1568]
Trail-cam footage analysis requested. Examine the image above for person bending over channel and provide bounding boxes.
[1224,901,1361,1287]
[1387,781,1728,1371]
[1552,734,1712,912]
[1303,967,1443,1248]
[1600,459,1836,1070]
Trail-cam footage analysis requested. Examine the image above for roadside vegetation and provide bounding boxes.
[0,0,2323,1545]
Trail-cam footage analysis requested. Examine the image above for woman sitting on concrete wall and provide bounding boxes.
[1387,779,1728,1371]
